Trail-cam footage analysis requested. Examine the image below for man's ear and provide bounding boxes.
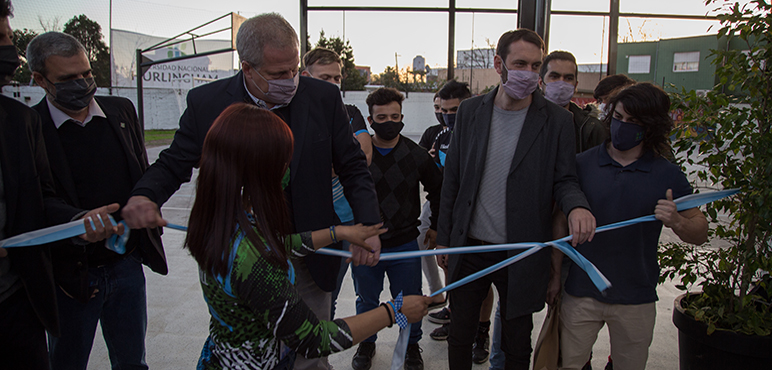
[32,71,47,89]
[240,61,252,73]
[367,116,373,125]
[300,70,311,77]
[493,55,503,75]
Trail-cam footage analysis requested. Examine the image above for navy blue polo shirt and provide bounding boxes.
[565,144,692,305]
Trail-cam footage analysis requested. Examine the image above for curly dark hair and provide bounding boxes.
[605,82,673,157]
[366,87,404,116]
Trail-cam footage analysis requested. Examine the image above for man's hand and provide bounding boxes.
[654,189,681,228]
[424,229,438,249]
[567,207,596,247]
[121,195,167,229]
[349,235,381,267]
[0,248,6,258]
[436,244,449,270]
[336,223,386,253]
[79,203,125,243]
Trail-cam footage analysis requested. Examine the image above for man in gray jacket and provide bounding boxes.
[435,29,596,370]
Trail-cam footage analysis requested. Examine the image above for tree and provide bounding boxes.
[12,28,37,85]
[620,19,661,43]
[371,66,403,89]
[38,15,61,32]
[63,15,110,87]
[659,0,772,336]
[315,30,367,90]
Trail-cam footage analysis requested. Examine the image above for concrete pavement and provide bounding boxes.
[87,143,683,369]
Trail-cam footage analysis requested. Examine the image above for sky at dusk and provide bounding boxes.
[12,0,750,74]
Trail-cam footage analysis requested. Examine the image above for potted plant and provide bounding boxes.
[658,0,772,368]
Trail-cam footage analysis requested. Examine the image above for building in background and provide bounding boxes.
[355,65,371,84]
[616,34,747,95]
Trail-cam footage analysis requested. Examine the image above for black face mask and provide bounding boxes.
[45,76,97,111]
[443,113,457,130]
[0,45,20,86]
[370,120,404,141]
[435,112,445,126]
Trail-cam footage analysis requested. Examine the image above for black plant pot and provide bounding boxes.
[672,293,772,369]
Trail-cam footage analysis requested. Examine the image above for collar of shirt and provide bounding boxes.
[47,98,106,129]
[598,143,654,173]
[241,73,288,111]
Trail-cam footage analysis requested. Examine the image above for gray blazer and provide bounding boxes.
[436,87,590,318]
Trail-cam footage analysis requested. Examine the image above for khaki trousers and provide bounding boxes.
[559,293,655,370]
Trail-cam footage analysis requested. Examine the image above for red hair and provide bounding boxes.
[185,103,294,277]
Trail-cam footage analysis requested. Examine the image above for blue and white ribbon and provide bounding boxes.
[389,291,410,370]
[0,189,740,369]
[391,292,408,329]
[0,214,130,254]
[317,188,740,296]
[0,189,739,294]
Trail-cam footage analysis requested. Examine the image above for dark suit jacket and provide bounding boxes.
[568,102,607,153]
[0,96,78,336]
[436,87,591,319]
[33,96,166,303]
[132,72,379,291]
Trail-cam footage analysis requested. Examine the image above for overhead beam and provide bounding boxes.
[448,0,455,80]
[300,0,308,59]
[609,0,619,75]
[299,2,720,83]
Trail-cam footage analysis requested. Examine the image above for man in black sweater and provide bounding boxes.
[27,31,165,370]
[350,88,443,370]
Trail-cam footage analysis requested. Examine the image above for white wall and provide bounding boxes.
[3,85,438,136]
[343,90,437,136]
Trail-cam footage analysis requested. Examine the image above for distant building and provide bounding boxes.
[456,48,496,69]
[576,64,607,100]
[616,34,747,94]
[412,55,426,74]
[355,65,371,83]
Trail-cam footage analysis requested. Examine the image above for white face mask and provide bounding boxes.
[598,103,609,120]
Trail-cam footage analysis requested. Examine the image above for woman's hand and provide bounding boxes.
[400,295,432,323]
[336,223,386,253]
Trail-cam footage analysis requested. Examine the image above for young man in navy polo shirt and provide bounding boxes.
[555,83,708,370]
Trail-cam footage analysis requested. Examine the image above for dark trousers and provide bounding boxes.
[0,288,50,370]
[48,253,148,370]
[448,245,534,370]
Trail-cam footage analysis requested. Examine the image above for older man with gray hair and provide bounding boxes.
[27,31,166,369]
[121,12,380,370]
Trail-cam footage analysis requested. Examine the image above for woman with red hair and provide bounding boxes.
[186,103,430,369]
